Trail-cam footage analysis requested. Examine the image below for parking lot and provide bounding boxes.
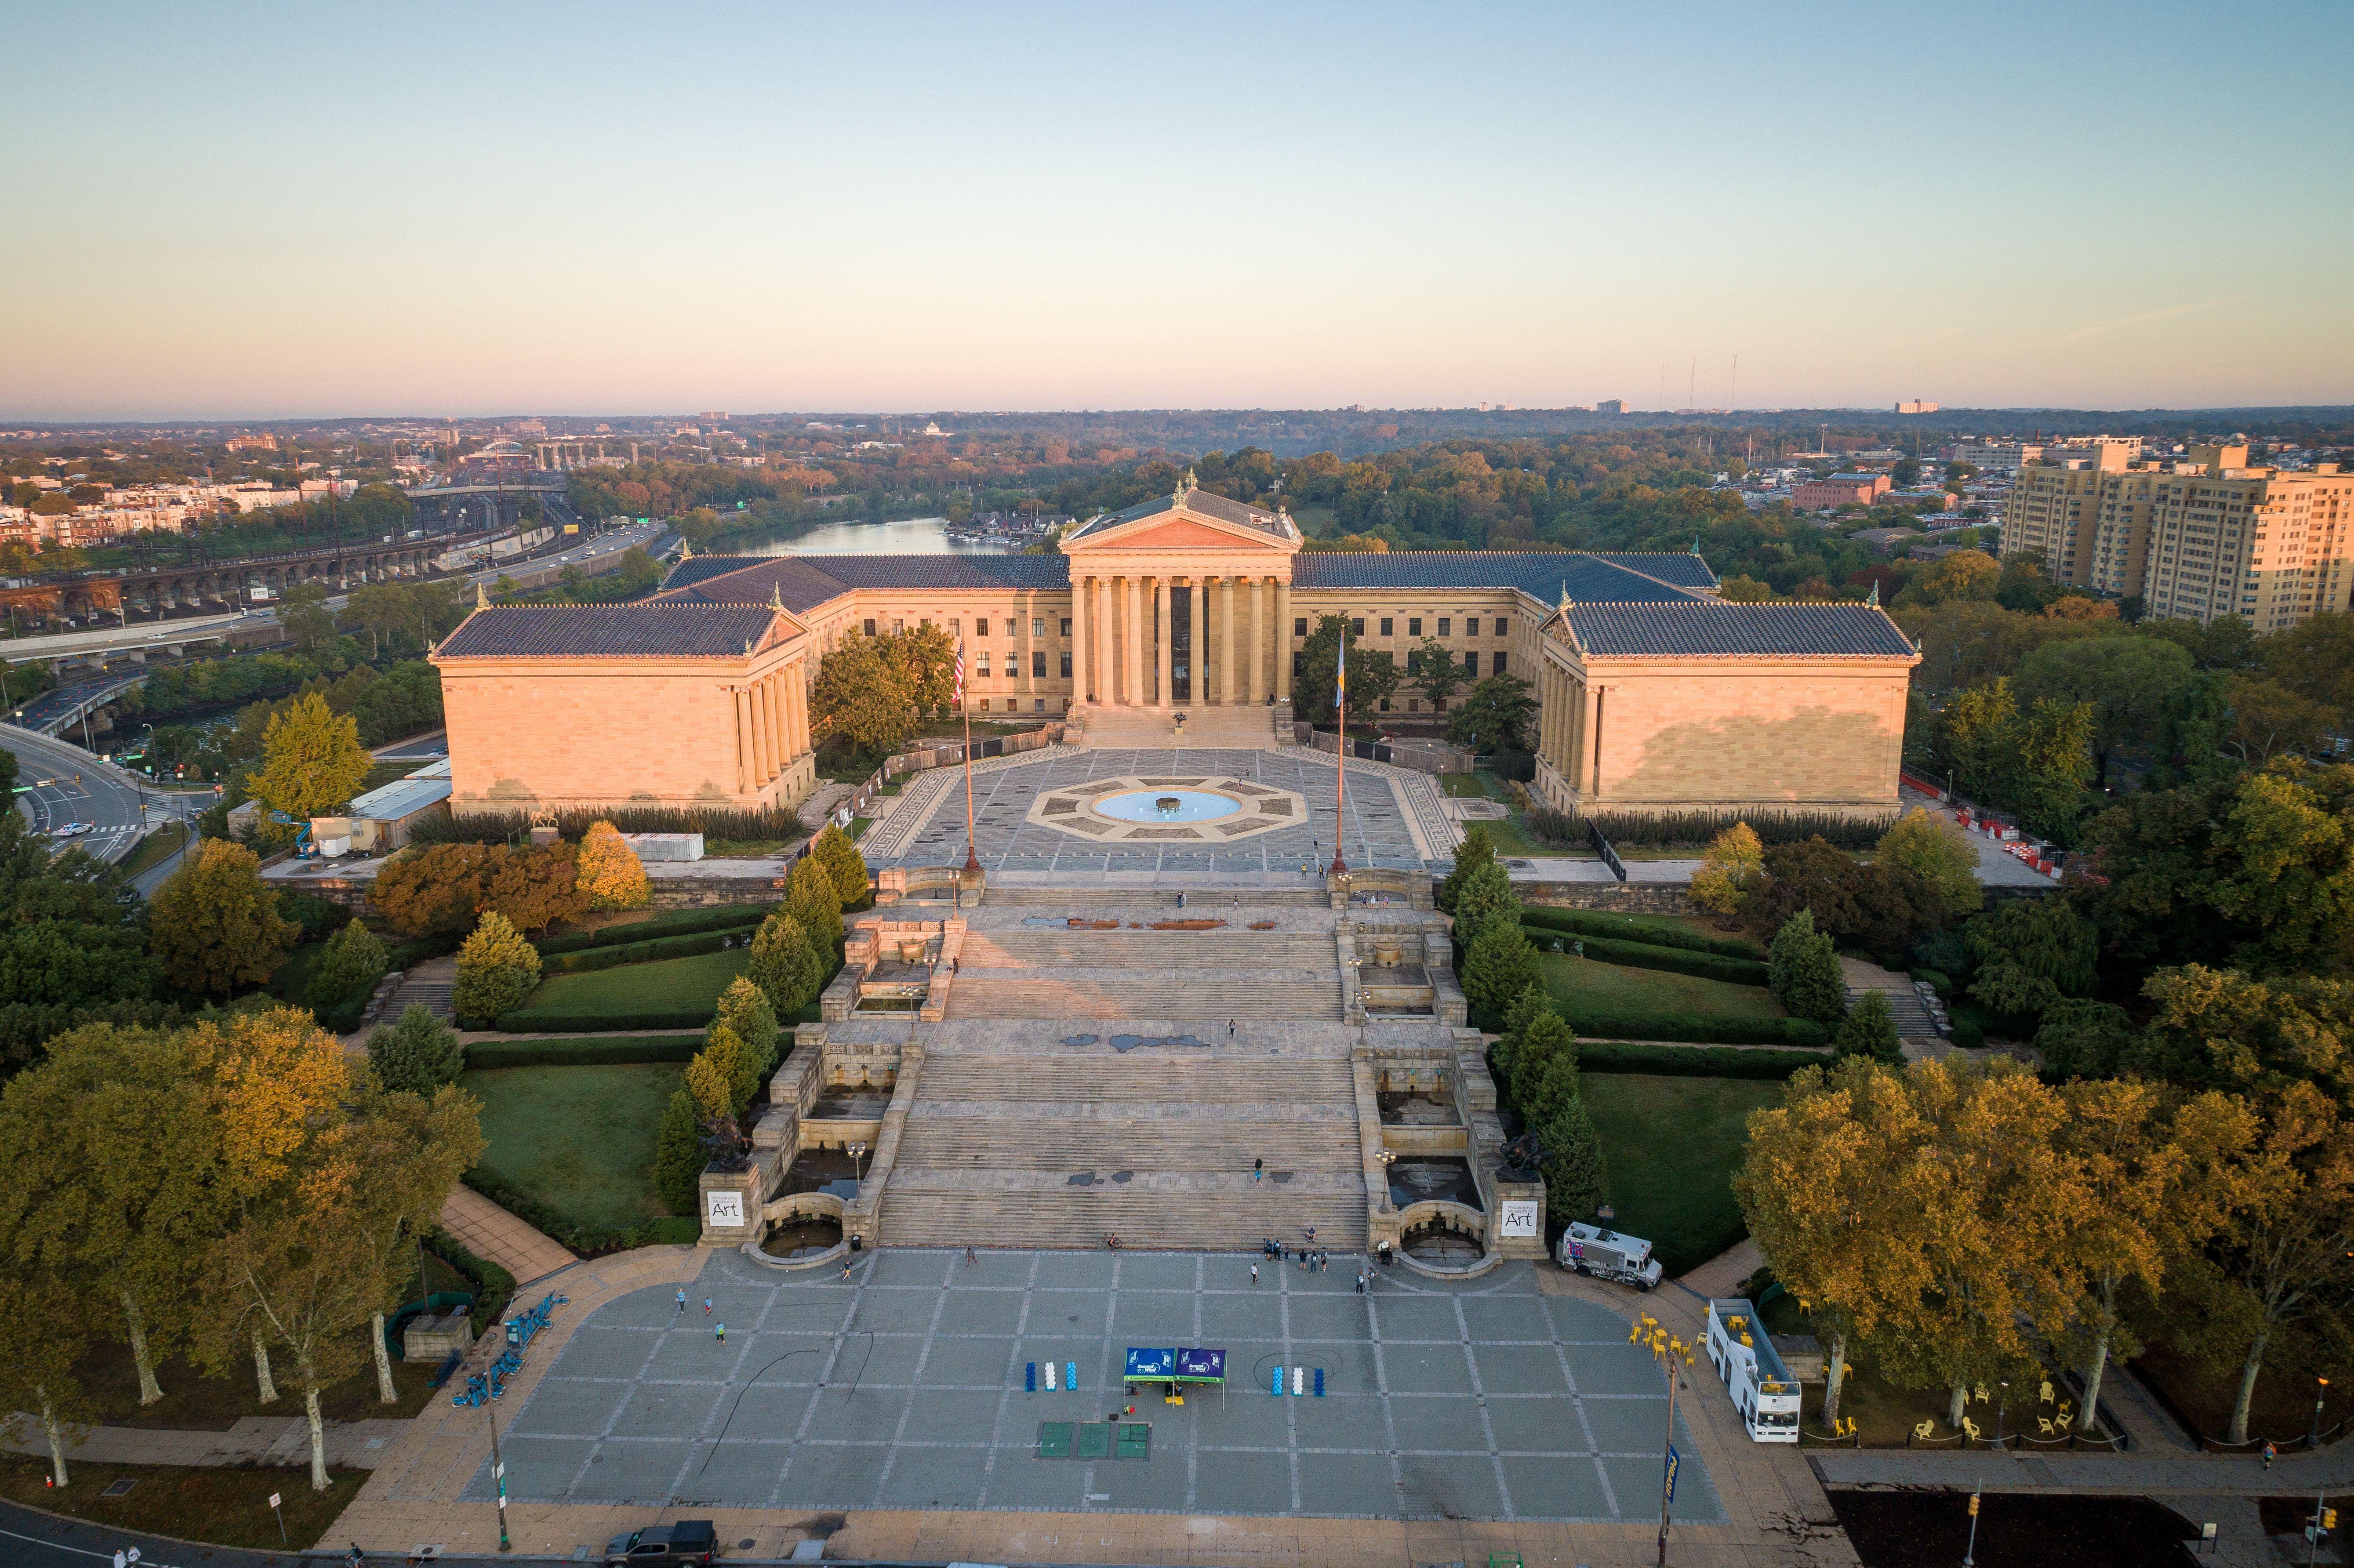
[467,1247,1722,1524]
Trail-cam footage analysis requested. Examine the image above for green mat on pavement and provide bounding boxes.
[1034,1421,1072,1459]
[1075,1422,1113,1460]
[1117,1422,1151,1460]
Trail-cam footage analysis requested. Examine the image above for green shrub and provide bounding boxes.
[653,1088,703,1214]
[276,890,348,942]
[1521,907,1762,959]
[1558,1010,1830,1048]
[748,909,826,1017]
[425,1230,515,1336]
[454,912,541,1027]
[411,804,807,847]
[1948,1004,1991,1050]
[307,918,389,1019]
[1766,910,1847,1026]
[533,904,771,957]
[1833,991,1903,1064]
[463,1034,726,1069]
[493,1004,719,1032]
[1575,1041,1829,1078]
[1528,930,1768,987]
[368,1002,465,1092]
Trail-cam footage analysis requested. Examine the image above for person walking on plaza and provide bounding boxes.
[2263,1440,2276,1470]
[716,1321,725,1344]
[1253,1157,1263,1185]
[1251,1262,1259,1285]
[675,1289,687,1315]
[1229,1019,1237,1039]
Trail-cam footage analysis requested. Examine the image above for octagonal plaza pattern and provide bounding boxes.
[1024,774,1308,846]
[464,1247,1721,1526]
[861,746,1460,875]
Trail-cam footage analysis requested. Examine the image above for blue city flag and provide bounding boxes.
[1665,1443,1680,1503]
[1335,625,1346,710]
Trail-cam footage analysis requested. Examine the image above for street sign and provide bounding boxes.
[268,1493,280,1509]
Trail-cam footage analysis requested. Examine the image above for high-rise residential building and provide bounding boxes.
[2086,466,2173,596]
[1894,399,1939,414]
[2141,449,2354,629]
[1596,399,1627,415]
[2005,442,2135,583]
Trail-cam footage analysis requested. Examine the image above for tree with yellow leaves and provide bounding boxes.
[1735,1056,1933,1428]
[575,820,650,911]
[2049,1077,2192,1432]
[244,691,371,835]
[1688,822,1764,916]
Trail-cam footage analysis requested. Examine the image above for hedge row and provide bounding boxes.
[1521,907,1761,959]
[463,1034,732,1069]
[493,1004,719,1033]
[460,1169,702,1257]
[1561,1010,1830,1049]
[411,804,809,847]
[423,1229,516,1337]
[1533,929,1769,987]
[538,928,750,976]
[534,904,772,957]
[1577,1041,1831,1079]
[1526,804,1892,851]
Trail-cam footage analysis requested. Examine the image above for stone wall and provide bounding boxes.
[1519,882,1696,915]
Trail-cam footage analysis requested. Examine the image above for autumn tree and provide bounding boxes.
[575,820,649,910]
[340,1079,483,1403]
[1689,822,1765,915]
[2052,1077,2191,1431]
[1873,808,1981,923]
[244,692,371,832]
[148,839,299,997]
[2132,965,2353,1111]
[685,1022,752,1119]
[1736,1057,1934,1427]
[882,621,959,712]
[811,632,917,755]
[452,913,540,1027]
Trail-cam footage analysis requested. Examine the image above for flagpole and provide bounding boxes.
[1330,624,1348,877]
[960,638,980,877]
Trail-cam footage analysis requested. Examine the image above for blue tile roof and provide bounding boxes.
[654,553,1070,613]
[1578,552,1720,589]
[1072,486,1296,543]
[659,555,768,591]
[1294,551,1702,603]
[435,604,783,659]
[1564,601,1917,659]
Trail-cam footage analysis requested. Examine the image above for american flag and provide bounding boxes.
[954,640,965,705]
[1334,624,1346,711]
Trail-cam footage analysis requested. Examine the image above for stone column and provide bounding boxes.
[1092,574,1111,704]
[1069,573,1088,704]
[1184,579,1201,710]
[1274,578,1292,701]
[1154,577,1172,709]
[1124,574,1143,708]
[751,681,774,782]
[734,688,755,795]
[1248,576,1265,704]
[1224,574,1242,701]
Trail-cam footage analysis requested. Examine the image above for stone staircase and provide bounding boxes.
[376,957,456,1026]
[948,928,1346,1021]
[879,1049,1368,1250]
[981,886,1331,908]
[1840,955,1944,1042]
[960,930,1337,967]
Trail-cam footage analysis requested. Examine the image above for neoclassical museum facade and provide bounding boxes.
[429,477,1918,819]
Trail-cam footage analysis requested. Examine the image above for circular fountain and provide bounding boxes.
[1093,788,1245,824]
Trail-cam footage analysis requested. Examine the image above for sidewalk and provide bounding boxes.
[438,1185,576,1285]
[0,1413,411,1470]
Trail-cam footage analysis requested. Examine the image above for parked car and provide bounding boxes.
[603,1520,718,1565]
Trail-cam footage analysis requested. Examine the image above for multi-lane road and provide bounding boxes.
[2,723,206,890]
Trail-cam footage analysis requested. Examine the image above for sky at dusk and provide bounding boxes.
[4,0,2349,420]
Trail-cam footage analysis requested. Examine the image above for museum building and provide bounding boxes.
[429,476,1918,820]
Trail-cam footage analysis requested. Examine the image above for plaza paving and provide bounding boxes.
[466,1247,1721,1525]
[865,747,1458,875]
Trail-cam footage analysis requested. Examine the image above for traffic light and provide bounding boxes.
[2324,1507,2337,1531]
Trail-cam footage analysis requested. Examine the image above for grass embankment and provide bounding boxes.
[1542,953,1785,1022]
[73,1339,444,1432]
[0,1455,366,1550]
[509,948,750,1030]
[462,1063,683,1230]
[1581,1073,1783,1277]
[2133,1340,2354,1445]
[116,821,188,879]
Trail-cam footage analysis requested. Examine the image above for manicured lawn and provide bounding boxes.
[1531,908,1762,954]
[1541,953,1786,1020]
[1440,773,1489,798]
[520,947,750,1020]
[0,1454,367,1550]
[1580,1073,1784,1277]
[462,1063,684,1229]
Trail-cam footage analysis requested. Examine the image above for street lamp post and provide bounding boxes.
[487,1400,511,1553]
[2312,1376,2329,1448]
[849,1141,869,1193]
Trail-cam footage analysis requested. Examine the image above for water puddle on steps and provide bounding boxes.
[1065,1171,1137,1186]
[1057,1033,1211,1051]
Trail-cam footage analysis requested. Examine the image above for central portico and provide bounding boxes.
[1061,472,1299,719]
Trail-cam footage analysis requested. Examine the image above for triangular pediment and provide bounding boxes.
[1066,505,1298,556]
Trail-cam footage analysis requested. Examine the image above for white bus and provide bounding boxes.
[1705,1298,1802,1443]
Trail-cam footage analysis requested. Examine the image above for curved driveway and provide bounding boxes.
[1,724,201,886]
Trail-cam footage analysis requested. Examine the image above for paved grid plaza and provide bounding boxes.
[467,1248,1721,1524]
[863,748,1457,875]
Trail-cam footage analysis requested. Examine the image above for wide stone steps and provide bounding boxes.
[878,1183,1368,1252]
[896,1115,1358,1170]
[915,1056,1356,1102]
[959,931,1337,968]
[945,970,1343,1021]
[982,886,1332,908]
[1852,985,1943,1038]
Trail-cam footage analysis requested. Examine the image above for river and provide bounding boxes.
[729,515,1016,557]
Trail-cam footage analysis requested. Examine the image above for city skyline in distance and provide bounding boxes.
[3,0,2349,421]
